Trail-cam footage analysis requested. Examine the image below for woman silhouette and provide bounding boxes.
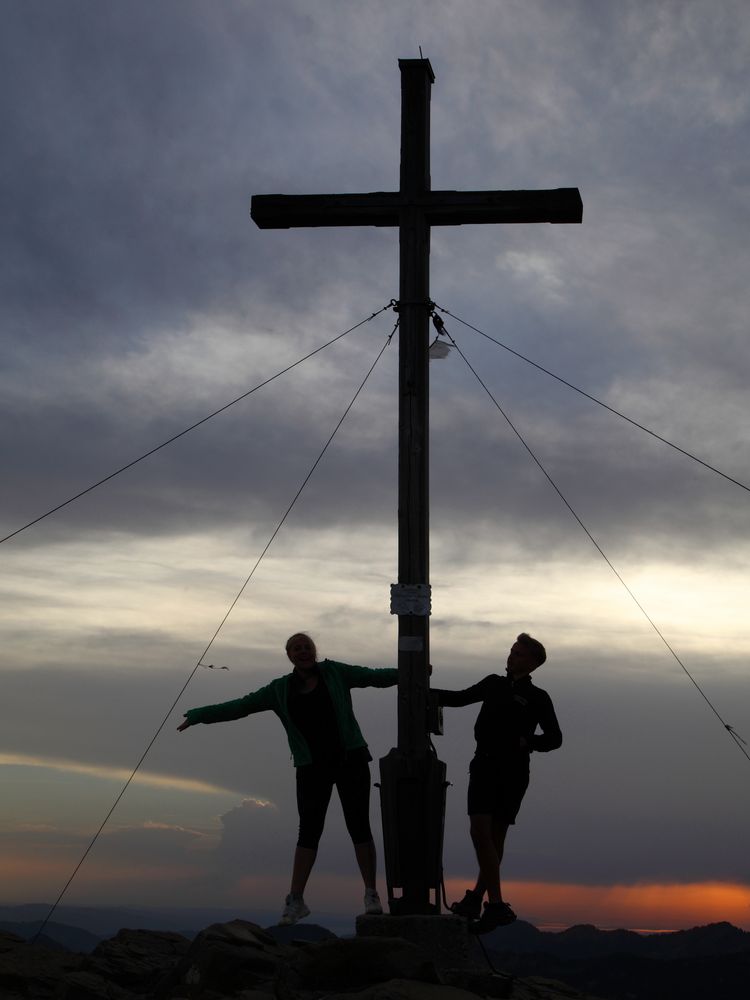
[179,632,397,924]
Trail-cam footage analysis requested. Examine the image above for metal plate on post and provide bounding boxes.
[390,583,432,616]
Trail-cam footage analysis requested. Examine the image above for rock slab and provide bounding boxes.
[0,919,603,1000]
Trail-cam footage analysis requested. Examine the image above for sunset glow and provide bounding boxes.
[445,877,750,931]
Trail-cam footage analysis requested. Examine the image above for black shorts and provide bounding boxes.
[295,748,373,849]
[466,754,529,825]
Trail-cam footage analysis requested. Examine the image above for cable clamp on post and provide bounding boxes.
[393,299,435,313]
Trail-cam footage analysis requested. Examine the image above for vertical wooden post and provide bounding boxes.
[377,59,446,917]
[396,59,433,757]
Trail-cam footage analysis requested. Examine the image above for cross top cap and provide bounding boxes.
[398,57,435,83]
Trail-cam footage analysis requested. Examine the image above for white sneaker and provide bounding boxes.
[279,894,310,925]
[364,888,383,915]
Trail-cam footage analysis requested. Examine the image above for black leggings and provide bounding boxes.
[295,751,373,849]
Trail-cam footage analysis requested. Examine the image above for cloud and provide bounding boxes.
[0,753,253,800]
[212,798,289,875]
[2,0,749,926]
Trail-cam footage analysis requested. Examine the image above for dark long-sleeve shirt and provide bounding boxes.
[433,673,562,760]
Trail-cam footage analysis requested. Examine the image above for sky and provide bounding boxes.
[1,0,749,935]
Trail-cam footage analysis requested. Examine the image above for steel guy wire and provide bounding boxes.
[30,321,397,944]
[436,318,749,766]
[3,303,395,546]
[434,305,750,496]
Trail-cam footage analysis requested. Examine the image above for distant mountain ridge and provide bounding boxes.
[484,921,750,1000]
[0,919,102,954]
[1,904,747,962]
[483,918,750,959]
[0,903,280,948]
[0,904,348,952]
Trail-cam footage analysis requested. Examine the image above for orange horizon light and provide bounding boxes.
[443,877,750,932]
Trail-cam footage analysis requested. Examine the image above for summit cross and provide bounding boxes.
[251,58,582,915]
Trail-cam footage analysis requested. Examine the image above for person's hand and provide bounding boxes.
[177,718,191,732]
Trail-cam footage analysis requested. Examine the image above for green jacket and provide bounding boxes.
[185,658,398,766]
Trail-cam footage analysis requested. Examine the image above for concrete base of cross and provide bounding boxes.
[356,913,514,996]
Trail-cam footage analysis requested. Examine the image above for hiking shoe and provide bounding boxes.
[279,894,310,925]
[469,900,517,935]
[450,889,482,920]
[364,888,383,915]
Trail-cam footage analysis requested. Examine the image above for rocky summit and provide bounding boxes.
[0,919,602,1000]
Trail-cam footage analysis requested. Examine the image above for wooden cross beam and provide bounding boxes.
[251,58,581,915]
[251,187,582,228]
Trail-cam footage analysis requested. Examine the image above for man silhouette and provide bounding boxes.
[434,632,562,934]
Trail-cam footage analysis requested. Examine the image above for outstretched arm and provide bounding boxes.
[432,675,494,708]
[335,662,399,688]
[176,683,277,731]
